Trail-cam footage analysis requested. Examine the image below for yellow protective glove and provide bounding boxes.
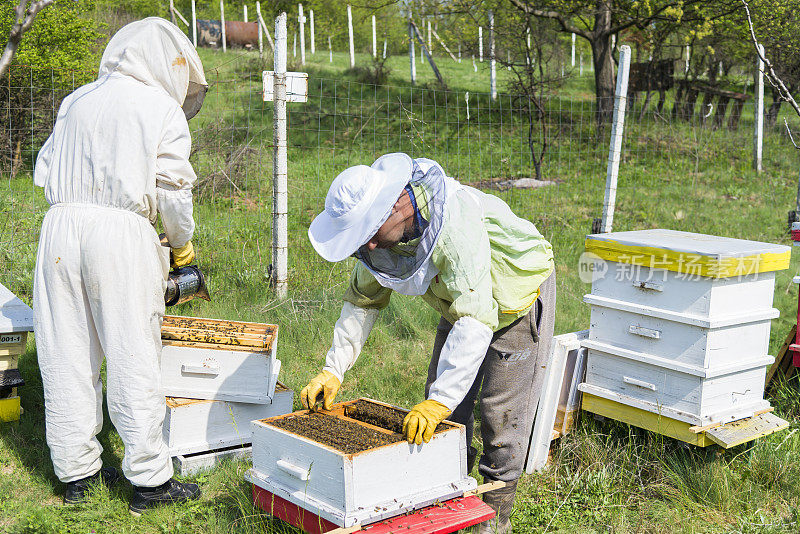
[300,370,341,411]
[402,399,452,445]
[171,241,196,268]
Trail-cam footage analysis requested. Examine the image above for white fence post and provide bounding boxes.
[299,3,306,65]
[273,12,289,299]
[458,43,461,63]
[310,10,315,54]
[427,19,432,54]
[685,44,690,73]
[372,15,377,58]
[243,4,247,22]
[383,40,387,59]
[220,0,227,52]
[754,44,764,173]
[579,51,583,76]
[601,45,631,234]
[191,0,197,47]
[478,26,483,62]
[571,33,576,67]
[409,20,416,84]
[347,4,355,68]
[328,35,332,63]
[489,11,496,100]
[170,0,176,24]
[256,2,274,51]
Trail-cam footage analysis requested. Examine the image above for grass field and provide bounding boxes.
[2,45,800,533]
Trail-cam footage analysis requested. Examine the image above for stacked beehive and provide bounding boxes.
[0,284,33,423]
[578,230,790,434]
[160,315,293,474]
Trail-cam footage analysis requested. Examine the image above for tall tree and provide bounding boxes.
[504,0,738,122]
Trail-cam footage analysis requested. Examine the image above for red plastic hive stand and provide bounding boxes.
[252,485,495,534]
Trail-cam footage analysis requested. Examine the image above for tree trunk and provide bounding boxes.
[591,0,615,124]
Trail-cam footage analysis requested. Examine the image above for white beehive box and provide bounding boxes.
[246,398,477,528]
[0,283,33,422]
[160,316,279,404]
[164,382,294,456]
[580,229,790,427]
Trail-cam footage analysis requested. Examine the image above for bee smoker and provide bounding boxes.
[165,265,211,307]
[159,234,211,307]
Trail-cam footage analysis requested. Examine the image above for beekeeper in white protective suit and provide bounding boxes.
[33,18,206,515]
[302,153,556,534]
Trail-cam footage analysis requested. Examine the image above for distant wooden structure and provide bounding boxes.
[672,80,751,130]
[627,59,675,115]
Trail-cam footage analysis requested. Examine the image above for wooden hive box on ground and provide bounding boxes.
[160,316,279,404]
[580,229,790,427]
[246,398,477,528]
[0,283,33,423]
[164,382,294,456]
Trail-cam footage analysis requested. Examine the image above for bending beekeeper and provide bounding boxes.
[302,153,555,534]
[33,18,207,515]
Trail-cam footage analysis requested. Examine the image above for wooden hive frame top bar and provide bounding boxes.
[161,315,277,352]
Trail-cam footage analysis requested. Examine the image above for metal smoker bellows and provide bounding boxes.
[165,266,211,307]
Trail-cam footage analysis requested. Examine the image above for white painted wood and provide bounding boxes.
[243,4,247,22]
[478,26,483,62]
[263,71,308,102]
[191,0,197,47]
[526,330,587,474]
[600,45,630,233]
[590,267,777,321]
[309,10,315,54]
[328,35,332,63]
[174,446,252,477]
[0,355,19,371]
[273,12,288,298]
[161,338,279,402]
[372,15,376,59]
[587,304,774,369]
[248,400,476,528]
[582,349,771,425]
[754,44,764,173]
[220,0,226,53]
[408,22,415,83]
[298,3,305,65]
[0,283,34,333]
[255,2,274,51]
[347,4,355,69]
[488,11,495,100]
[571,33,576,67]
[383,40,386,59]
[164,386,293,456]
[556,336,588,436]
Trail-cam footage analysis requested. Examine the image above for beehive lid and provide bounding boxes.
[0,283,33,333]
[585,229,790,278]
[161,315,277,352]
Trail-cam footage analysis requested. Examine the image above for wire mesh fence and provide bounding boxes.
[1,52,796,310]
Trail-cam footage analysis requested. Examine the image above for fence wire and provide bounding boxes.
[1,53,796,310]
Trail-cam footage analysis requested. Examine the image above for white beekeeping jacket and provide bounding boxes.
[34,17,207,248]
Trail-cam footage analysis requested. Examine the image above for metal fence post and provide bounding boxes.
[600,45,631,233]
[273,13,289,298]
[347,4,355,69]
[754,44,764,173]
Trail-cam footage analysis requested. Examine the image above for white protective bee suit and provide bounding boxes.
[32,18,206,486]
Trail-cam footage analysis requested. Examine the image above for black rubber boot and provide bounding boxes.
[63,467,121,505]
[129,478,201,516]
[478,479,517,534]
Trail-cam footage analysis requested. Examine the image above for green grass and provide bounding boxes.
[3,45,800,532]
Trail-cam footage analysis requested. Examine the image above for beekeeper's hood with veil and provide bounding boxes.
[98,17,208,119]
[309,153,455,296]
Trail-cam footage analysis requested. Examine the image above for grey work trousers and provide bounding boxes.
[425,271,556,482]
